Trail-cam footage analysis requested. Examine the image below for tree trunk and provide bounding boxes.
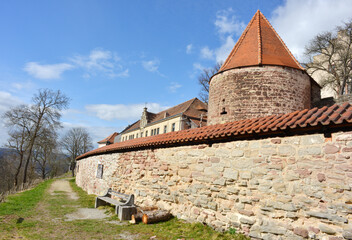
[71,160,75,177]
[14,153,24,187]
[141,210,172,224]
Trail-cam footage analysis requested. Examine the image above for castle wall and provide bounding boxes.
[207,66,311,125]
[76,131,352,239]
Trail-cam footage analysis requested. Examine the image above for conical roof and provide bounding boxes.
[219,10,304,73]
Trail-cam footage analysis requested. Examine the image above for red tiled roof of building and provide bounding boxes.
[97,132,119,144]
[218,10,304,73]
[122,98,207,133]
[77,102,352,160]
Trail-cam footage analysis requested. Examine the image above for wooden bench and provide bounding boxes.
[95,188,135,219]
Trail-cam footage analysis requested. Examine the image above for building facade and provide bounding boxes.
[119,98,207,142]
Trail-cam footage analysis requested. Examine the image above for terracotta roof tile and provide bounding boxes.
[218,10,304,74]
[122,98,207,133]
[77,103,352,160]
[97,132,118,144]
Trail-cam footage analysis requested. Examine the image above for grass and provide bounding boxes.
[0,180,53,216]
[0,178,250,240]
[68,179,96,208]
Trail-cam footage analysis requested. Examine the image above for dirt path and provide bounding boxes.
[49,179,79,200]
[50,179,112,221]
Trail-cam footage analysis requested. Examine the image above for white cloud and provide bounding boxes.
[11,81,34,91]
[200,47,214,59]
[70,49,128,78]
[24,48,129,80]
[270,0,352,62]
[199,8,244,63]
[193,63,205,71]
[0,91,23,113]
[215,8,246,36]
[24,62,74,80]
[0,91,23,147]
[214,36,236,63]
[85,103,168,121]
[61,122,117,149]
[168,82,182,92]
[142,59,160,72]
[186,44,193,54]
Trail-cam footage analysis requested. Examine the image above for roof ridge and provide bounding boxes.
[257,10,262,65]
[259,12,304,70]
[183,97,198,114]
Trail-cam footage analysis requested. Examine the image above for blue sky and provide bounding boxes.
[1,0,352,147]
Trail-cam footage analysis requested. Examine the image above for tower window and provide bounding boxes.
[221,107,227,115]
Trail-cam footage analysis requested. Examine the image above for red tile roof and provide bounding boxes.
[77,102,352,160]
[122,98,207,133]
[218,10,304,73]
[97,132,119,144]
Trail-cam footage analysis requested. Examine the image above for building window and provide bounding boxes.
[136,133,139,138]
[164,125,167,133]
[172,123,176,132]
[96,164,103,179]
[157,128,159,135]
[146,130,148,137]
[141,132,143,137]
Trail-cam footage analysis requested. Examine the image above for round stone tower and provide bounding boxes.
[207,10,314,125]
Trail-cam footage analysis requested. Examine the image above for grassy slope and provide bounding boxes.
[0,178,249,240]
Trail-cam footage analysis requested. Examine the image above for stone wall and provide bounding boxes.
[208,66,311,125]
[76,131,352,239]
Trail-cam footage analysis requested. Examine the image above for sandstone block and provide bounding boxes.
[278,145,296,156]
[343,231,352,240]
[231,149,244,157]
[298,147,321,156]
[301,135,324,145]
[213,178,226,186]
[238,209,254,216]
[239,216,255,225]
[325,144,340,154]
[293,227,308,238]
[317,173,326,182]
[240,171,252,180]
[223,168,239,180]
[260,224,287,235]
[178,169,192,177]
[227,186,239,194]
[319,224,336,235]
[271,139,281,144]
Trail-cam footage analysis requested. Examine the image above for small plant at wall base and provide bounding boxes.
[227,228,237,235]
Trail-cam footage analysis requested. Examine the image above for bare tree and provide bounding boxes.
[3,89,69,185]
[198,62,222,103]
[32,126,58,179]
[22,89,69,184]
[61,127,93,177]
[4,105,31,186]
[305,20,352,96]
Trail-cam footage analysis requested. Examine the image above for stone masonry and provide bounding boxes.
[208,66,312,125]
[76,131,352,239]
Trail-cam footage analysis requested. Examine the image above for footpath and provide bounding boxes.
[0,178,248,240]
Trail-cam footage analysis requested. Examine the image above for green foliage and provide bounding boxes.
[0,180,53,216]
[227,227,237,235]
